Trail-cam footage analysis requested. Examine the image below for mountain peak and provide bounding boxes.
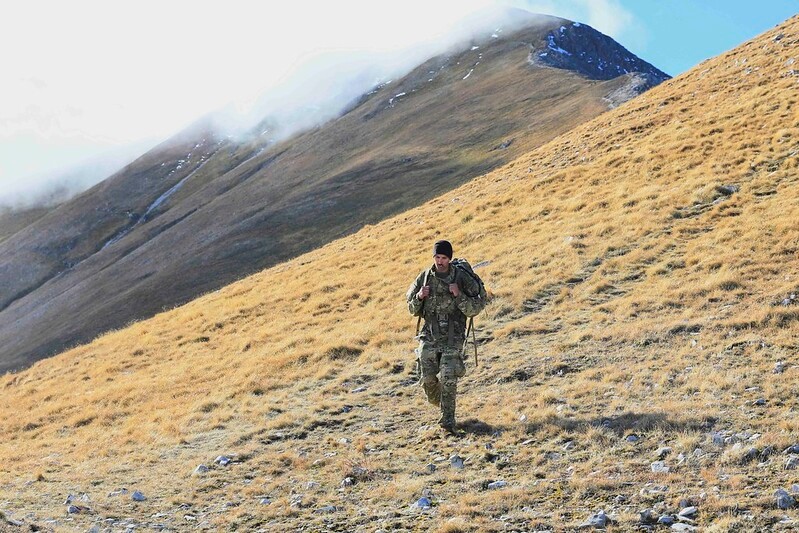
[530,20,670,83]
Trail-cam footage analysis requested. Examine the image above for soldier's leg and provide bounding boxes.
[418,343,441,406]
[438,347,465,429]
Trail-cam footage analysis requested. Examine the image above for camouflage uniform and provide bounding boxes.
[407,264,483,429]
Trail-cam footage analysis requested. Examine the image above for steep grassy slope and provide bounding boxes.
[0,14,668,372]
[0,205,53,243]
[1,15,798,532]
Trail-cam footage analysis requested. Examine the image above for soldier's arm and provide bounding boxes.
[407,271,426,316]
[455,275,484,317]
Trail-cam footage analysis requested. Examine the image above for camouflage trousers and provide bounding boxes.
[417,342,466,428]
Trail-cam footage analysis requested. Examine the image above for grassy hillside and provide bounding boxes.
[1,15,798,532]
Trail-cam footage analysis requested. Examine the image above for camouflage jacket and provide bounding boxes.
[406,263,484,348]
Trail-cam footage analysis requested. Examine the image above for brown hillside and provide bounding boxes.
[1,15,798,532]
[0,13,667,372]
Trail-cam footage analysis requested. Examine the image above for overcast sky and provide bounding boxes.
[1,0,795,206]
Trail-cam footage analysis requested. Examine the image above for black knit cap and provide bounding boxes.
[433,240,453,259]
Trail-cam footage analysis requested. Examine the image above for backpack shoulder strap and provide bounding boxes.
[415,268,430,337]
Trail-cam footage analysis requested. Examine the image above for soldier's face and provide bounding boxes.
[433,254,450,272]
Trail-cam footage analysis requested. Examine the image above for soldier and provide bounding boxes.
[406,240,484,432]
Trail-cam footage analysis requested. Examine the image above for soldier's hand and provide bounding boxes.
[449,283,460,297]
[417,286,430,300]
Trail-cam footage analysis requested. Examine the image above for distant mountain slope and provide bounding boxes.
[0,14,797,533]
[0,205,52,243]
[0,12,668,372]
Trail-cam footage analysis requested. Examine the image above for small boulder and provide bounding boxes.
[657,515,675,526]
[776,488,796,509]
[655,447,673,460]
[583,510,608,528]
[651,461,670,473]
[412,497,433,509]
[131,490,146,502]
[193,464,209,476]
[450,455,464,469]
[487,480,507,490]
[214,455,231,466]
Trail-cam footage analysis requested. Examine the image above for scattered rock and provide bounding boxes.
[582,510,608,528]
[671,524,697,532]
[63,494,74,505]
[625,434,640,443]
[657,515,675,526]
[562,440,576,451]
[351,386,368,393]
[655,447,673,460]
[784,444,799,455]
[640,509,655,524]
[521,438,535,445]
[306,481,321,490]
[316,505,337,513]
[776,488,796,509]
[289,494,305,508]
[613,494,627,504]
[341,405,353,413]
[259,498,271,505]
[786,457,799,470]
[753,398,767,406]
[108,488,128,497]
[341,477,354,487]
[741,447,760,464]
[651,461,670,473]
[425,463,436,473]
[716,184,739,196]
[193,464,209,475]
[775,361,786,373]
[450,455,465,469]
[678,506,697,518]
[215,455,231,466]
[640,484,669,497]
[131,491,146,502]
[66,505,80,514]
[412,497,433,509]
[487,480,508,490]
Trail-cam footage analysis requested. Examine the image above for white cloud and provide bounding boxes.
[0,0,641,205]
[504,0,642,45]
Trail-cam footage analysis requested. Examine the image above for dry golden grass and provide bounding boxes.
[1,15,799,532]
